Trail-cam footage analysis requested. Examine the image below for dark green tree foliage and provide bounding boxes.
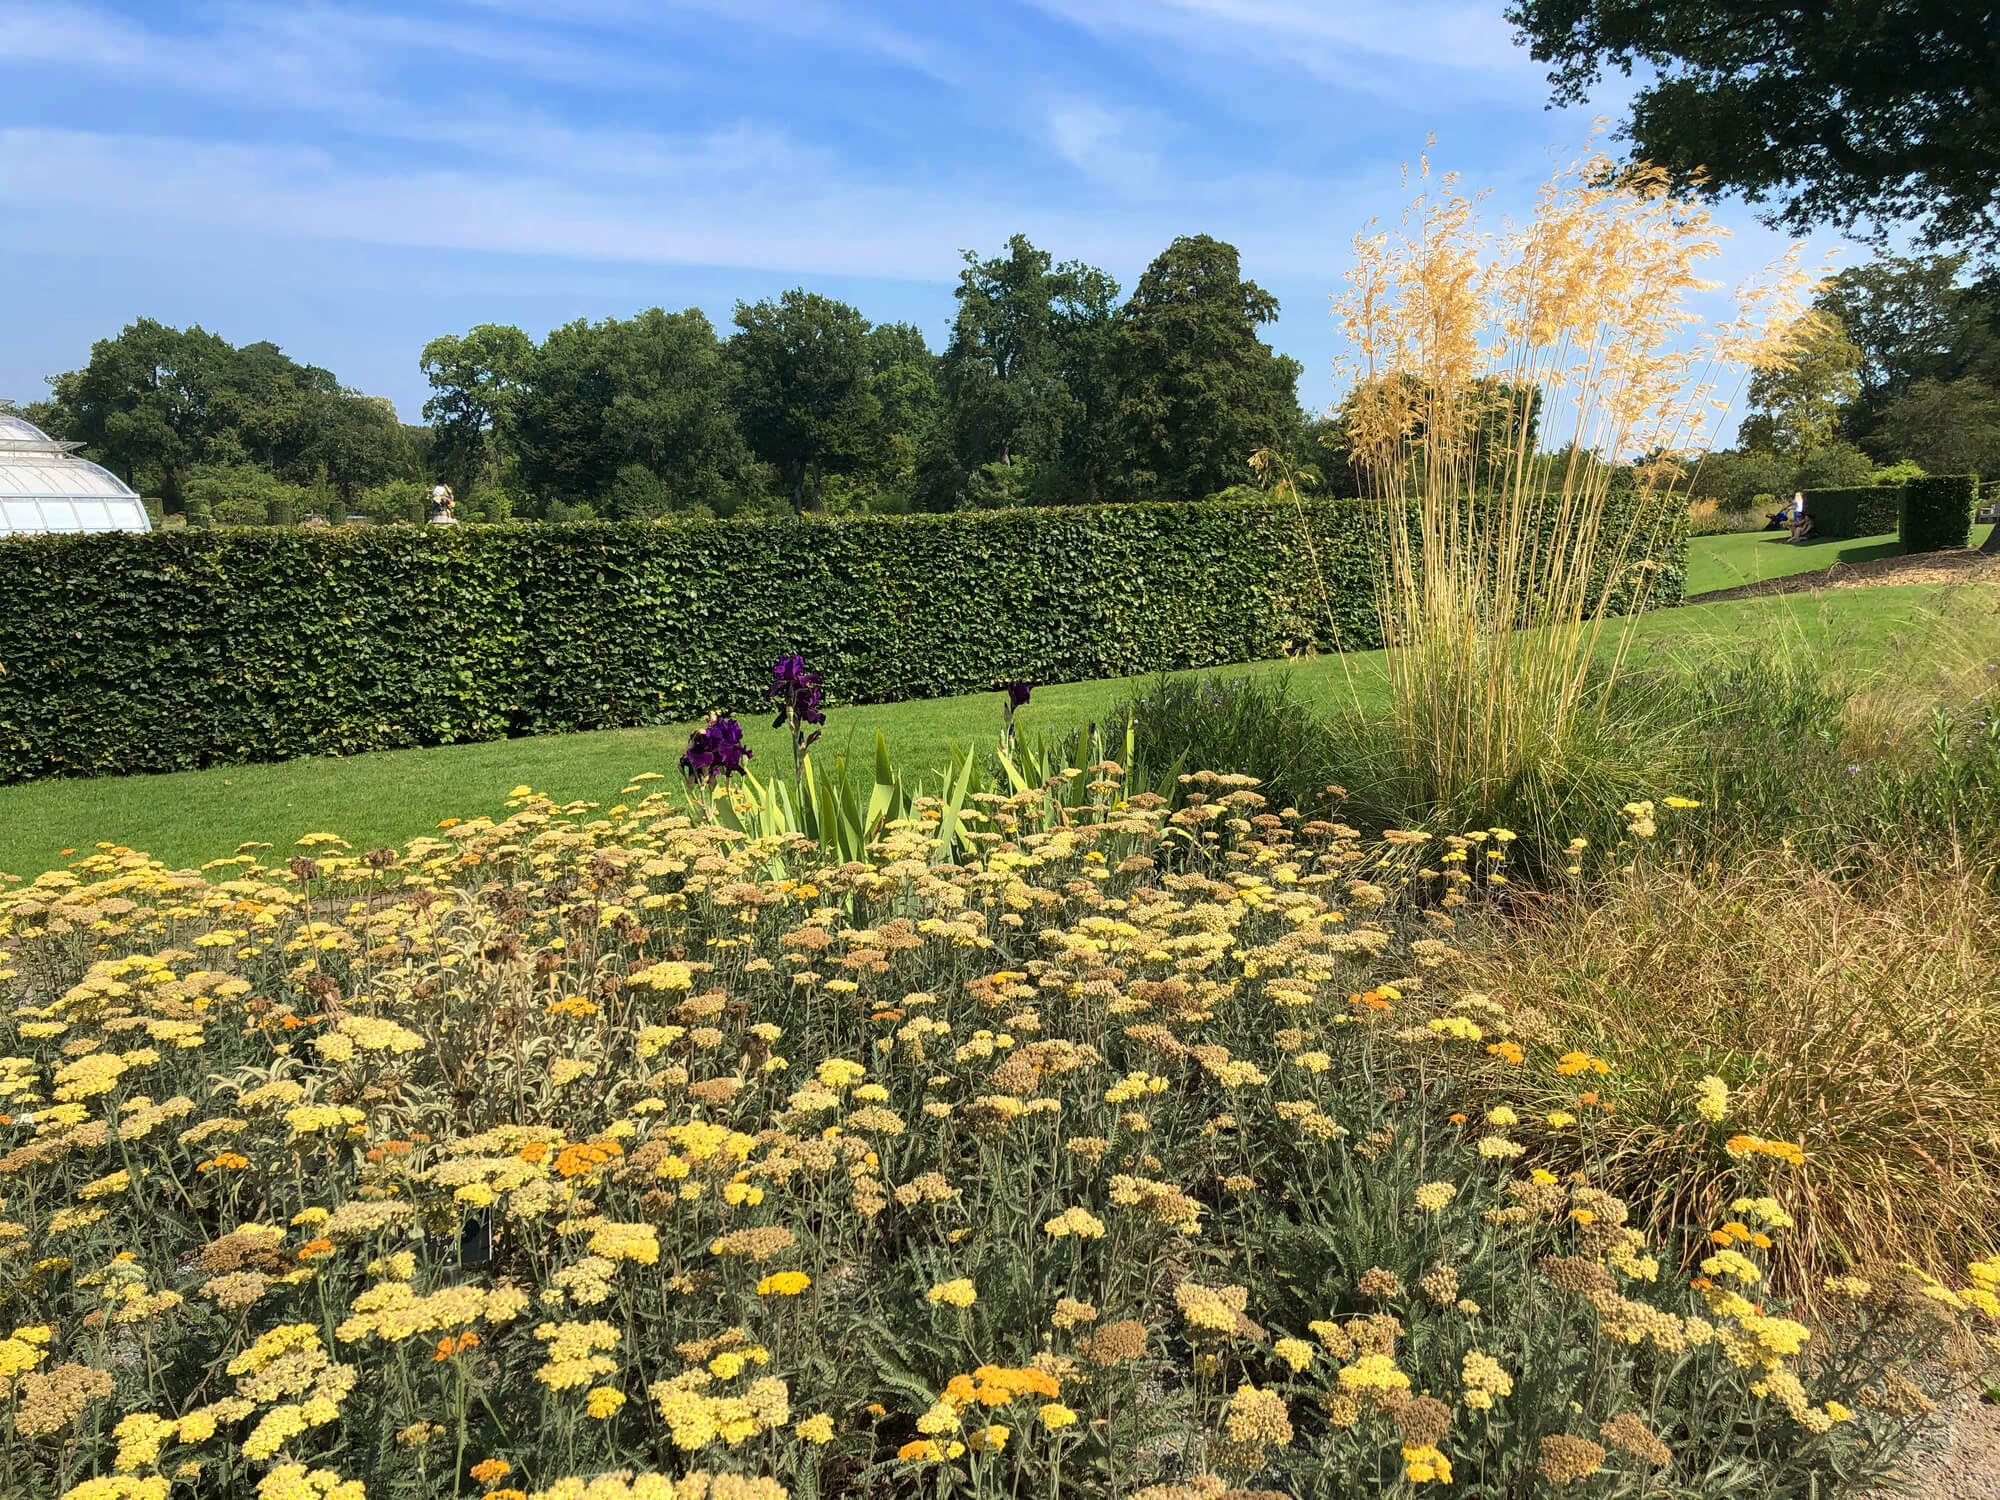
[513,308,749,519]
[728,291,883,511]
[1114,235,1301,501]
[420,323,534,497]
[38,319,407,511]
[922,235,1120,509]
[866,322,940,445]
[1812,255,2000,474]
[1507,1,2000,264]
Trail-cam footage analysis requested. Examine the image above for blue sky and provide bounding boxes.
[1,1,1837,428]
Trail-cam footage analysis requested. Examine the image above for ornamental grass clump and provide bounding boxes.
[1473,852,2000,1297]
[0,771,1988,1499]
[1329,150,1829,858]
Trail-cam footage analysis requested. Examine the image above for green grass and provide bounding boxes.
[1682,522,1994,596]
[3,575,1987,879]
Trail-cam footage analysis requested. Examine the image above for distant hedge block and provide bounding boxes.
[1799,487,1893,540]
[1900,474,1978,554]
[0,497,1686,783]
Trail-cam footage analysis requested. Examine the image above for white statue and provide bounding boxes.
[428,484,458,525]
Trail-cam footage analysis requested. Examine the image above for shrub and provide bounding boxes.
[1798,485,1897,539]
[180,463,307,527]
[1900,472,1978,553]
[352,477,428,525]
[0,781,1976,1499]
[1115,671,1345,814]
[0,499,1684,784]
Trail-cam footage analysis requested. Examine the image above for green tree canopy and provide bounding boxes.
[1507,1,2000,263]
[514,308,749,518]
[1114,234,1301,501]
[37,319,405,510]
[420,324,534,496]
[1871,378,2000,478]
[921,235,1121,509]
[727,291,884,512]
[1740,313,1864,456]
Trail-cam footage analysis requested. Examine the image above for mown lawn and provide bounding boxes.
[2,559,1985,877]
[1683,521,1994,596]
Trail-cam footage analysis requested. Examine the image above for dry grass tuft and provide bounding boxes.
[1479,856,2000,1294]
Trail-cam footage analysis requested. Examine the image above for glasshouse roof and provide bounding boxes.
[0,415,152,536]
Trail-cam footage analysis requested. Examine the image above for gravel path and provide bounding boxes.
[1688,547,2000,604]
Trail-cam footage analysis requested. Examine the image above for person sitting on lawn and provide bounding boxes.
[1786,493,1815,543]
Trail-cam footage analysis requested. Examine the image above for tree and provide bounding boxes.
[727,291,883,512]
[306,393,408,504]
[1870,378,2000,478]
[921,235,1119,510]
[1814,255,2000,448]
[1507,2,2000,264]
[420,324,534,497]
[514,309,749,517]
[1113,234,1302,501]
[1740,312,1863,456]
[867,325,940,440]
[43,319,237,510]
[1689,447,1795,512]
[1790,441,1878,491]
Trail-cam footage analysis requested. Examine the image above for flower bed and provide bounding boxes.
[0,771,1975,1499]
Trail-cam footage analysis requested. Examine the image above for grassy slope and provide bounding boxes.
[1684,522,1994,596]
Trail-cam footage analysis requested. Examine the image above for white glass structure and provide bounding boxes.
[0,415,152,536]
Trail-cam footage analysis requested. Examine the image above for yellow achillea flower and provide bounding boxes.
[584,1387,626,1420]
[1725,1135,1805,1166]
[1403,1443,1452,1483]
[587,1222,659,1265]
[1461,1351,1513,1409]
[1337,1354,1410,1393]
[795,1413,835,1444]
[757,1271,811,1296]
[1557,1051,1610,1076]
[1694,1075,1729,1122]
[1039,1403,1078,1430]
[1042,1206,1107,1239]
[1273,1337,1315,1372]
[1413,1181,1456,1212]
[927,1279,977,1308]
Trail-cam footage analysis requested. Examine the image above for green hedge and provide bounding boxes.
[1900,474,1978,554]
[1800,486,1900,539]
[0,498,1686,783]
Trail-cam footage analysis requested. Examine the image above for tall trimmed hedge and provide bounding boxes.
[1800,486,1900,539]
[0,498,1686,783]
[1900,474,1978,554]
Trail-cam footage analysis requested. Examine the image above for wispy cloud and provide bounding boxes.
[1023,0,1539,97]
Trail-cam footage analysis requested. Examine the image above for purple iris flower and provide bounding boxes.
[770,654,826,778]
[770,654,827,731]
[681,715,752,782]
[1001,679,1032,746]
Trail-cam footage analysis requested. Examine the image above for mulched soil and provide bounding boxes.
[1688,547,2000,604]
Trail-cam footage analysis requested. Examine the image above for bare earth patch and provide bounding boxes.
[1884,1390,2000,1500]
[1690,547,2000,603]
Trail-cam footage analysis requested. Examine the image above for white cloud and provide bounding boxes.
[1042,99,1164,191]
